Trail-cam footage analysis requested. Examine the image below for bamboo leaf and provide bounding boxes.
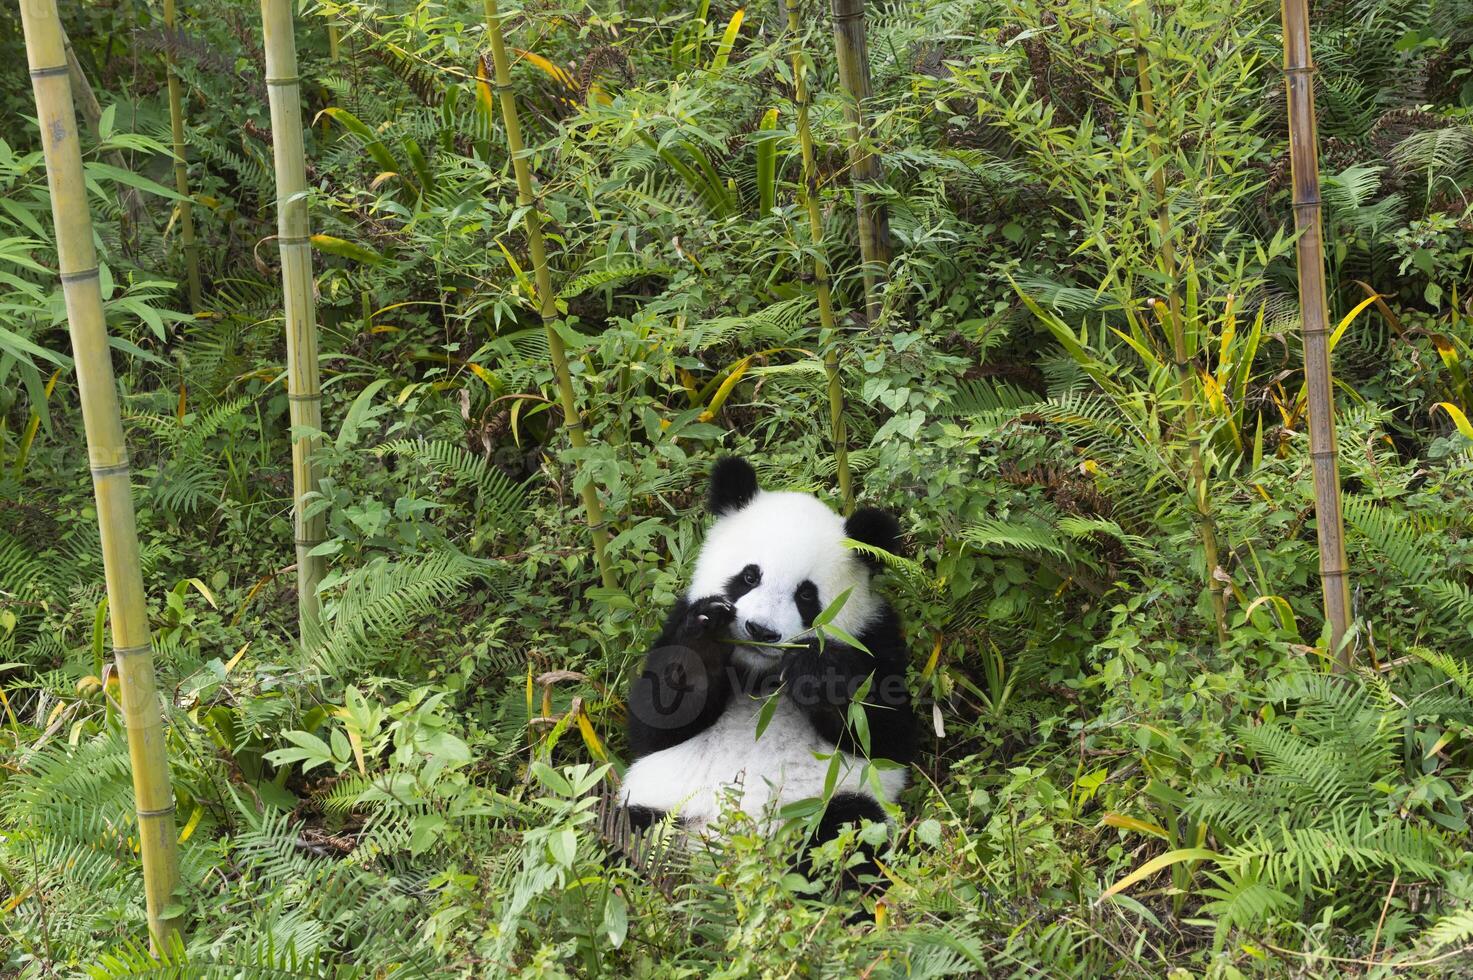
[709,8,745,71]
[756,107,779,214]
[1432,402,1473,440]
[319,107,407,187]
[311,234,388,266]
[1100,812,1171,840]
[83,161,187,201]
[1100,848,1218,900]
[698,354,754,420]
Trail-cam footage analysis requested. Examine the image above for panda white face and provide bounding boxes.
[687,490,880,672]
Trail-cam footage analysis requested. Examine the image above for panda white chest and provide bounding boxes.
[619,694,907,832]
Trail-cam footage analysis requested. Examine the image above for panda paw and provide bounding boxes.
[676,595,736,644]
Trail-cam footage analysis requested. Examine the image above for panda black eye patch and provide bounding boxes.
[723,563,762,600]
[794,580,821,627]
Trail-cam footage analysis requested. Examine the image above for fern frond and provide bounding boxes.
[375,439,527,529]
[842,539,937,595]
[558,262,674,300]
[1342,495,1436,578]
[313,551,500,676]
[1417,908,1473,954]
[962,518,1074,564]
[938,378,1042,419]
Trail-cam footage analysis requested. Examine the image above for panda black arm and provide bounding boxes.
[780,605,917,765]
[626,596,736,758]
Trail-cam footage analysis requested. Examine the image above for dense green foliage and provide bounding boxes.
[4,0,1473,974]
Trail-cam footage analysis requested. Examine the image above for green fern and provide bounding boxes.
[1417,908,1473,954]
[313,551,501,676]
[962,517,1075,564]
[375,438,527,530]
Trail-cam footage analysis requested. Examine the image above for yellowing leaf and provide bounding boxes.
[1100,847,1217,901]
[467,362,498,390]
[311,234,388,266]
[1099,812,1169,840]
[1200,371,1226,415]
[184,577,218,609]
[514,48,575,89]
[699,355,753,421]
[1327,293,1380,355]
[178,805,204,843]
[224,642,250,673]
[1433,402,1473,440]
[576,708,608,762]
[709,8,746,71]
[1243,595,1299,640]
[920,634,943,682]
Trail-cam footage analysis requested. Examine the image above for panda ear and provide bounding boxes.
[845,507,904,571]
[708,457,760,515]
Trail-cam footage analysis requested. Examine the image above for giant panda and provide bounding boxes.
[621,457,917,854]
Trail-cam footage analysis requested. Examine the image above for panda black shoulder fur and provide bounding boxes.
[622,457,917,842]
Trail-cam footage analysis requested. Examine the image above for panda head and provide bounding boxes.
[686,457,902,671]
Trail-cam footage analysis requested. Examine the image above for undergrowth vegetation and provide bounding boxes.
[4,0,1473,975]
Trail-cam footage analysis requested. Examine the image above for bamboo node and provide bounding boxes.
[136,804,177,818]
[287,392,323,401]
[1291,198,1323,208]
[89,461,131,477]
[830,5,865,23]
[60,266,101,284]
[28,64,69,78]
[264,75,301,86]
[112,643,153,659]
[277,235,311,246]
[294,537,322,547]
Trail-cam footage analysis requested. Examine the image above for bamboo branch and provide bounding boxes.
[18,0,183,949]
[1133,22,1229,648]
[162,0,202,310]
[260,0,326,646]
[483,0,617,590]
[1282,0,1353,669]
[829,0,891,322]
[786,0,852,512]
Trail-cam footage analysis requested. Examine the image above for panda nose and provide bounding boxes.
[744,620,781,644]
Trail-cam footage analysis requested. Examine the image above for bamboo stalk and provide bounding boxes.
[787,0,851,512]
[261,0,326,645]
[483,0,617,590]
[1282,0,1353,669]
[828,0,890,322]
[1134,22,1229,648]
[18,0,183,949]
[162,0,202,310]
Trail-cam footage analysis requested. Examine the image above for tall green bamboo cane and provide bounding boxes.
[787,0,851,512]
[483,0,616,590]
[18,0,183,949]
[162,0,202,310]
[261,0,326,645]
[1282,0,1352,669]
[829,0,890,322]
[1133,24,1229,648]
